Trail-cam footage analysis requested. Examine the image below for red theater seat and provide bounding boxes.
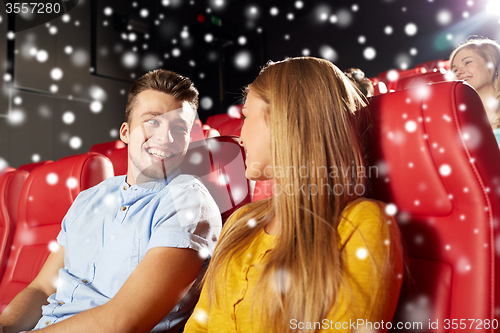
[0,153,113,311]
[369,77,388,96]
[396,70,451,91]
[107,137,251,222]
[217,118,244,136]
[252,179,274,202]
[108,148,128,176]
[378,67,427,91]
[0,169,28,282]
[364,81,500,329]
[89,140,126,157]
[415,59,450,71]
[17,161,53,173]
[205,114,232,131]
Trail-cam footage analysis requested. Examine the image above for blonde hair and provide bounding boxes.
[204,57,383,332]
[450,37,500,125]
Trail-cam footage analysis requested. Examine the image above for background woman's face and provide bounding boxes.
[451,48,493,93]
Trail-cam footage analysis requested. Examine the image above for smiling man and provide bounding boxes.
[0,70,222,333]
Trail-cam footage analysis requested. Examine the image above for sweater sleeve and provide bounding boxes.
[320,200,404,333]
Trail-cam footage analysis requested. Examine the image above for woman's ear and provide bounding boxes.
[120,122,129,144]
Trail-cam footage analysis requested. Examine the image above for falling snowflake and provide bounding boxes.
[405,23,418,36]
[319,45,337,62]
[363,47,376,60]
[356,248,368,259]
[69,137,82,149]
[200,96,213,110]
[437,10,452,25]
[234,50,252,70]
[62,111,75,124]
[247,218,257,228]
[46,173,59,185]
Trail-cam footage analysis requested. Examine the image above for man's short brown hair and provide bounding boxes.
[125,69,199,123]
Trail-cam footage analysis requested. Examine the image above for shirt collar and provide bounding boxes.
[123,167,181,192]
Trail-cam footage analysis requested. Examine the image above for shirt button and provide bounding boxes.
[231,314,235,321]
[58,301,65,305]
[82,279,88,284]
[121,206,126,211]
[45,321,51,325]
[123,185,127,190]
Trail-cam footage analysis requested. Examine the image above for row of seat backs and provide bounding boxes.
[0,153,114,312]
[0,160,55,282]
[372,59,451,94]
[250,81,500,328]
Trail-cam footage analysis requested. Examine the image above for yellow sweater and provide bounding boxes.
[184,200,404,332]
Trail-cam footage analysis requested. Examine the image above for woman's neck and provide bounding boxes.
[264,218,279,235]
[478,86,500,129]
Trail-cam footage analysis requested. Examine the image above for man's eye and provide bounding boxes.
[147,119,159,125]
[177,126,187,131]
[241,116,246,120]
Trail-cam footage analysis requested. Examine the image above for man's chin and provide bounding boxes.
[137,163,179,181]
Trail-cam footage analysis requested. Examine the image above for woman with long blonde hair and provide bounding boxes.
[450,37,500,146]
[184,57,403,333]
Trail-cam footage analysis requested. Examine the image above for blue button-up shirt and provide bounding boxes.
[33,174,222,331]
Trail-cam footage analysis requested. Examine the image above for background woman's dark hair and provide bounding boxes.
[343,67,375,98]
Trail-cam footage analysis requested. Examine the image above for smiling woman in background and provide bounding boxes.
[184,57,404,333]
[450,37,500,146]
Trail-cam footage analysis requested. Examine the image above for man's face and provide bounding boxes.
[120,89,195,185]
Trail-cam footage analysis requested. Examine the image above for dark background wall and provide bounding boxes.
[0,0,499,168]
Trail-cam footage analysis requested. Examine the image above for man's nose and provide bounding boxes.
[156,125,174,143]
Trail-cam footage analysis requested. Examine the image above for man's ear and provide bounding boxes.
[120,122,129,144]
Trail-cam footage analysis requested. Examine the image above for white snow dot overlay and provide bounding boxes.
[46,173,59,185]
[356,248,368,259]
[439,164,452,177]
[363,47,376,60]
[405,23,418,36]
[247,218,257,228]
[385,203,397,216]
[198,247,210,259]
[405,120,417,132]
[66,177,78,189]
[48,241,60,252]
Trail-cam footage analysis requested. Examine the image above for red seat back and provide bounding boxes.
[378,67,427,91]
[17,161,53,173]
[0,153,113,311]
[415,59,450,71]
[364,81,500,329]
[217,118,244,136]
[396,70,451,91]
[0,169,28,282]
[205,114,232,131]
[252,179,274,202]
[89,140,126,157]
